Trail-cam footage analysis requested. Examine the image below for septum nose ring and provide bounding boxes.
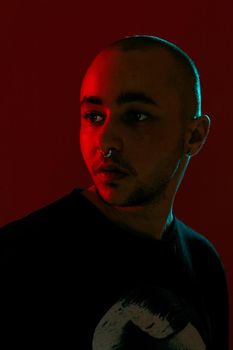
[101,148,113,158]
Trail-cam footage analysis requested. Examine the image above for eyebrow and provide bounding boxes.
[80,92,158,107]
[80,96,103,106]
[116,92,158,106]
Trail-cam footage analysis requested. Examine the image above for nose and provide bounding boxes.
[98,117,123,155]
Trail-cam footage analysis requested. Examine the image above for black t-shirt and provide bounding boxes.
[0,189,228,349]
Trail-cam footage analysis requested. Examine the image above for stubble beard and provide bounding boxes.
[95,157,182,208]
[119,177,172,207]
[95,137,185,208]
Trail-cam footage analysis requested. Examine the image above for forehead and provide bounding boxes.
[80,48,179,104]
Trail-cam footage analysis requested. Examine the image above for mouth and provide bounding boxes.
[94,165,130,182]
[98,171,128,182]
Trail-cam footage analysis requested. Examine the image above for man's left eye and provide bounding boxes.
[126,111,150,122]
[135,113,149,121]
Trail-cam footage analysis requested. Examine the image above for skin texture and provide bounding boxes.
[80,47,210,239]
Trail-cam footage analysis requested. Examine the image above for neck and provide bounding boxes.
[82,186,174,240]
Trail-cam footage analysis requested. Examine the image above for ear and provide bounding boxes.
[184,114,211,157]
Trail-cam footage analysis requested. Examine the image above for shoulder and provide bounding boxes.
[174,217,226,280]
[0,188,86,237]
[175,218,220,258]
[174,219,229,348]
[0,188,95,263]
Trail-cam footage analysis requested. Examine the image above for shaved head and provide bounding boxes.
[103,35,201,121]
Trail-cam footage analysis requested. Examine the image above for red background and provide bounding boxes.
[1,0,232,345]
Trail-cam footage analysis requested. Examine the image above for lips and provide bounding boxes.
[98,171,128,182]
[94,164,130,182]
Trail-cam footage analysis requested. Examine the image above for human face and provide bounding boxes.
[80,48,187,207]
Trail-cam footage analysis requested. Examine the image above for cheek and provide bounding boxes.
[127,133,158,161]
[80,127,93,160]
[126,141,154,176]
[127,132,182,172]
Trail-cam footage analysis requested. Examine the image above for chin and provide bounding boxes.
[96,185,129,206]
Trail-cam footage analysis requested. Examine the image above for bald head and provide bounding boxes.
[97,35,201,120]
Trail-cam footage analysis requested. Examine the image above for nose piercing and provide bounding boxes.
[101,149,113,158]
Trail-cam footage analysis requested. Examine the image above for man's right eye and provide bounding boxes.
[83,112,105,124]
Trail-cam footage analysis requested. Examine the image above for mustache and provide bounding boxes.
[92,155,137,176]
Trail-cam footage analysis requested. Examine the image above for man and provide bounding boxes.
[0,36,228,349]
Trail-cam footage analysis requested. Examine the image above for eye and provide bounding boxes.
[135,112,149,121]
[83,112,105,124]
[125,110,150,122]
